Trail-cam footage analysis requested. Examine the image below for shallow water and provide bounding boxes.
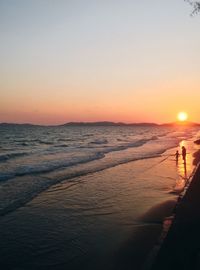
[0,125,198,215]
[0,125,199,269]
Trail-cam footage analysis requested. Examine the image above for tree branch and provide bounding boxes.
[185,0,200,15]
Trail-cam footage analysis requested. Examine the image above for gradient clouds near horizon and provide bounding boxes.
[1,0,200,124]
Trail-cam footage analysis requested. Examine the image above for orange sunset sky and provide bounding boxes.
[1,1,200,125]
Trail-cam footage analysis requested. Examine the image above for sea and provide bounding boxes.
[0,124,199,270]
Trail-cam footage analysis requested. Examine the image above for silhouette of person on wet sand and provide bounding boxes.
[182,146,187,163]
[175,150,180,162]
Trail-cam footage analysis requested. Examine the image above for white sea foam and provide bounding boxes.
[0,125,198,215]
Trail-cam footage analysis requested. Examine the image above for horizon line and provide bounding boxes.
[0,120,199,127]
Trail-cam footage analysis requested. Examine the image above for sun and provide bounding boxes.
[177,112,188,122]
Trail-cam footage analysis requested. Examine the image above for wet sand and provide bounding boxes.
[152,162,200,270]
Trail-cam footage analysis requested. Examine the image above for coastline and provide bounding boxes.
[151,161,200,269]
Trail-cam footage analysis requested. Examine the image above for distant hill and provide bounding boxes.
[0,123,41,127]
[61,121,158,127]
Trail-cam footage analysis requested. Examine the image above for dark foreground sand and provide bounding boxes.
[151,163,200,270]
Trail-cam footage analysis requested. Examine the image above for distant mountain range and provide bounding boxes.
[0,123,43,127]
[60,121,158,127]
[0,121,200,127]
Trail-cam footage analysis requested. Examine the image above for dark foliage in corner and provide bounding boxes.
[185,0,200,15]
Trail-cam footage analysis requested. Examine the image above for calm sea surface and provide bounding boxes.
[0,125,199,269]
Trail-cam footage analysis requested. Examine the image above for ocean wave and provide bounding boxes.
[151,136,158,140]
[117,138,125,142]
[0,152,105,182]
[54,144,69,148]
[57,138,75,142]
[83,134,94,137]
[0,135,165,182]
[0,147,172,217]
[0,135,177,187]
[20,142,29,146]
[89,139,108,145]
[0,152,29,162]
[103,137,158,153]
[37,140,54,145]
[11,138,53,146]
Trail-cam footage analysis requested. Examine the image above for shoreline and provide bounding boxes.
[150,161,200,270]
[0,146,185,270]
[0,133,198,270]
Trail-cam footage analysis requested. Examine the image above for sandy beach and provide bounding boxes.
[151,155,200,270]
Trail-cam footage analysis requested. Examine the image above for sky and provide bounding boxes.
[1,0,200,125]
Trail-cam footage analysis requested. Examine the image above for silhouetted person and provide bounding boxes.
[175,150,179,163]
[182,146,186,163]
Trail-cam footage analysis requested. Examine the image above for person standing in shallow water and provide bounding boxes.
[182,146,186,163]
[175,150,179,163]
